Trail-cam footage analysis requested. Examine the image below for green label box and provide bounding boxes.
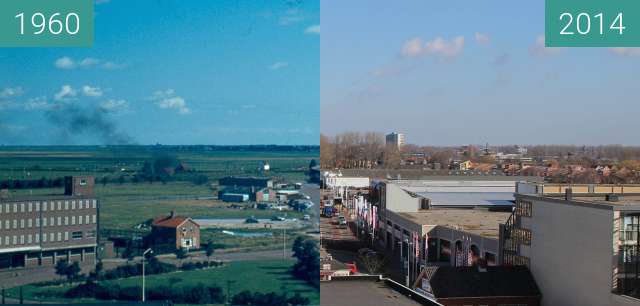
[0,0,93,47]
[546,0,640,47]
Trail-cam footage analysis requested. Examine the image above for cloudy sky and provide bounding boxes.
[321,0,640,145]
[0,0,319,145]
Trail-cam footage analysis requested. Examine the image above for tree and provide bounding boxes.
[55,260,70,280]
[175,248,188,264]
[360,253,387,274]
[205,243,215,261]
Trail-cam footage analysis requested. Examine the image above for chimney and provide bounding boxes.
[565,188,573,201]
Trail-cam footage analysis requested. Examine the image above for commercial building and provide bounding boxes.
[386,132,405,149]
[218,176,275,202]
[151,211,200,251]
[370,180,516,278]
[501,182,640,306]
[322,172,370,190]
[0,176,98,270]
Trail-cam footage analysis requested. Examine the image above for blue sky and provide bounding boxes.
[0,0,319,145]
[321,0,640,145]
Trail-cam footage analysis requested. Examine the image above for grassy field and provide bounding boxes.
[0,146,318,250]
[7,259,319,305]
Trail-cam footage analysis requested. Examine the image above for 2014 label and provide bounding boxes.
[559,12,625,35]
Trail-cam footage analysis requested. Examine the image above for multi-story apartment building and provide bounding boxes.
[385,132,405,150]
[501,182,640,306]
[0,176,98,270]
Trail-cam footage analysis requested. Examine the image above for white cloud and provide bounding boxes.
[401,36,465,59]
[79,57,100,68]
[54,57,125,70]
[54,85,77,101]
[24,96,50,110]
[608,47,640,57]
[55,57,76,69]
[529,35,565,56]
[474,32,491,45]
[305,24,320,35]
[268,61,289,70]
[279,9,304,25]
[150,89,190,115]
[100,99,129,112]
[401,38,424,57]
[0,87,24,99]
[82,85,103,97]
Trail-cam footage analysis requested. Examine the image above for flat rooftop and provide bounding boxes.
[320,278,427,306]
[523,194,640,210]
[398,209,511,238]
[392,180,516,208]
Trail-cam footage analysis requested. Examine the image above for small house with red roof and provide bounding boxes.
[150,211,200,250]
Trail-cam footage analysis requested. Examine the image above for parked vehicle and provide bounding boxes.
[303,214,311,221]
[245,216,259,223]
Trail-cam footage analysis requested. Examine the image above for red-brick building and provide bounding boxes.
[150,211,200,251]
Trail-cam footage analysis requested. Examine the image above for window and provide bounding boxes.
[80,179,87,186]
[64,201,68,210]
[27,234,32,244]
[86,215,90,224]
[12,219,17,229]
[36,218,40,227]
[28,219,32,228]
[78,216,83,225]
[43,202,47,211]
[72,231,83,239]
[512,228,532,246]
[13,204,17,213]
[64,216,68,225]
[20,235,24,244]
[86,230,96,238]
[92,200,97,208]
[57,201,61,210]
[4,220,8,229]
[515,200,533,217]
[57,232,61,241]
[71,201,76,210]
[92,215,96,224]
[50,217,54,226]
[64,232,69,241]
[35,234,39,243]
[20,203,24,212]
[35,202,40,211]
[28,202,32,212]
[12,236,17,244]
[57,217,61,226]
[77,201,82,209]
[71,216,76,225]
[43,218,47,227]
[4,236,8,245]
[20,219,24,228]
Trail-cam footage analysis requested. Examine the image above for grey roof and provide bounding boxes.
[417,192,515,207]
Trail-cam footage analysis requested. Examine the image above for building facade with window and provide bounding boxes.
[151,211,200,251]
[502,183,640,306]
[0,176,99,270]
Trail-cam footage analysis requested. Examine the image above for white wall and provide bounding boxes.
[521,198,615,306]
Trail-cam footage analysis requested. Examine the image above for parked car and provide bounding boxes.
[245,216,259,223]
[303,214,311,221]
[271,215,286,221]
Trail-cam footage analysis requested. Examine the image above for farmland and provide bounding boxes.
[0,145,319,250]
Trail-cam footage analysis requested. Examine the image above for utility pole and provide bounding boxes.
[282,227,286,260]
[141,248,153,302]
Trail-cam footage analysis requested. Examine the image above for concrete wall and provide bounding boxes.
[385,183,421,213]
[520,198,616,306]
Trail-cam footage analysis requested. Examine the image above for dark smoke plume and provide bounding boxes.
[46,102,134,145]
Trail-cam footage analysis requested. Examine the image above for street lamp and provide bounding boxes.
[142,248,153,302]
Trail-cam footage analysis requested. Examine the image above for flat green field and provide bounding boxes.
[7,259,320,305]
[0,146,318,250]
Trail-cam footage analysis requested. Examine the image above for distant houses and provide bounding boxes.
[218,176,275,202]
